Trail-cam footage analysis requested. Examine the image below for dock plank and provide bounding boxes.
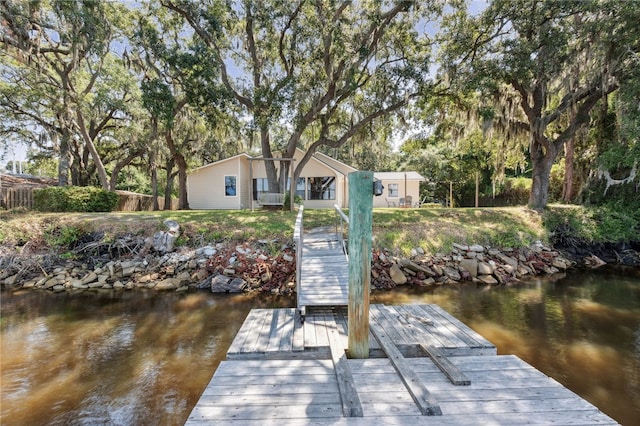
[190,305,617,425]
[369,314,442,416]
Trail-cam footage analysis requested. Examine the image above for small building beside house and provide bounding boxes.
[373,171,426,208]
[187,150,424,210]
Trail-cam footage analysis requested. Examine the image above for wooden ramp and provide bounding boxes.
[297,230,349,314]
[187,305,617,425]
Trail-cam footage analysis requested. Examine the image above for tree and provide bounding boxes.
[163,0,442,192]
[133,2,226,209]
[440,0,640,210]
[1,0,140,189]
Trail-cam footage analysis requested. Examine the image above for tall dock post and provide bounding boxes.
[347,171,373,358]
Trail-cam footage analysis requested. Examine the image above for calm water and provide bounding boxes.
[1,267,639,425]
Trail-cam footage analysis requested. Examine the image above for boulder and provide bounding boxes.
[81,272,98,285]
[478,261,494,275]
[389,265,408,285]
[210,275,247,293]
[443,266,461,281]
[399,258,436,276]
[458,258,478,277]
[495,253,518,269]
[155,278,177,290]
[477,274,498,285]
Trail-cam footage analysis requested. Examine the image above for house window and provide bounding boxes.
[308,177,335,200]
[224,175,237,197]
[286,177,307,200]
[252,178,268,200]
[388,183,399,197]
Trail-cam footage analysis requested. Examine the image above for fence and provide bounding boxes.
[1,187,178,211]
[1,188,34,210]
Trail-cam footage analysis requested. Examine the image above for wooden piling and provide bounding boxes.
[347,171,373,359]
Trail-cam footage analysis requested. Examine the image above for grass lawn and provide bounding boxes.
[1,206,549,256]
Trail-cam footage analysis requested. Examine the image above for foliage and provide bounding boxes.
[440,0,640,211]
[544,205,640,245]
[283,192,302,210]
[34,187,119,212]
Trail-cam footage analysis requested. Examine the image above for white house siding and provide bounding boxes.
[187,155,249,209]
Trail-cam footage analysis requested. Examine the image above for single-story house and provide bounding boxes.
[187,149,424,209]
[187,149,356,209]
[373,171,426,208]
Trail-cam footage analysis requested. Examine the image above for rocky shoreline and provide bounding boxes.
[4,220,636,294]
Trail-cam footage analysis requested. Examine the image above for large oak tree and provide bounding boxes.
[163,0,442,192]
[440,0,640,210]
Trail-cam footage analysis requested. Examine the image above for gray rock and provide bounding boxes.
[495,253,518,269]
[155,278,177,290]
[153,230,178,253]
[477,275,498,285]
[81,272,98,285]
[478,262,494,275]
[443,266,461,281]
[4,274,18,286]
[458,258,478,277]
[389,265,407,285]
[210,275,247,293]
[453,243,469,251]
[399,258,435,276]
[469,244,485,252]
[283,253,294,262]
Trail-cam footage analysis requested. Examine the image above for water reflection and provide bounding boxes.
[375,267,640,425]
[1,267,639,425]
[1,290,293,425]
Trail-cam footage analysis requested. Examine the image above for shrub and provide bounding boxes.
[34,186,119,212]
[284,192,303,210]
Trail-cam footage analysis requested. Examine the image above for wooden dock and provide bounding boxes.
[187,209,616,424]
[294,207,350,315]
[186,304,617,425]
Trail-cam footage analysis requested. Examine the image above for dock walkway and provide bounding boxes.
[187,305,617,425]
[294,206,349,315]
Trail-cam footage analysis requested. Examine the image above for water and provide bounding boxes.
[1,267,639,425]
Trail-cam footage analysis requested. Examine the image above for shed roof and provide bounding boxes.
[374,171,425,181]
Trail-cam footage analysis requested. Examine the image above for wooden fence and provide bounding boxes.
[1,188,34,210]
[1,187,178,211]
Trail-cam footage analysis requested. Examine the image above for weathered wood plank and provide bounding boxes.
[420,344,471,386]
[326,316,363,417]
[227,309,267,355]
[188,410,617,425]
[369,317,442,416]
[421,304,495,350]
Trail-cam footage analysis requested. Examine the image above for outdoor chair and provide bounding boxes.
[385,198,396,207]
[404,195,412,208]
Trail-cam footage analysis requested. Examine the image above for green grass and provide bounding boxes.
[2,205,637,256]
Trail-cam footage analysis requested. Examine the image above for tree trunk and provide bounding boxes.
[164,159,176,210]
[528,136,558,211]
[58,131,71,186]
[562,136,574,203]
[165,131,189,210]
[76,110,109,190]
[150,150,159,211]
[261,126,279,193]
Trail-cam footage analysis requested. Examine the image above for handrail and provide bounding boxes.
[293,206,304,312]
[333,204,349,254]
